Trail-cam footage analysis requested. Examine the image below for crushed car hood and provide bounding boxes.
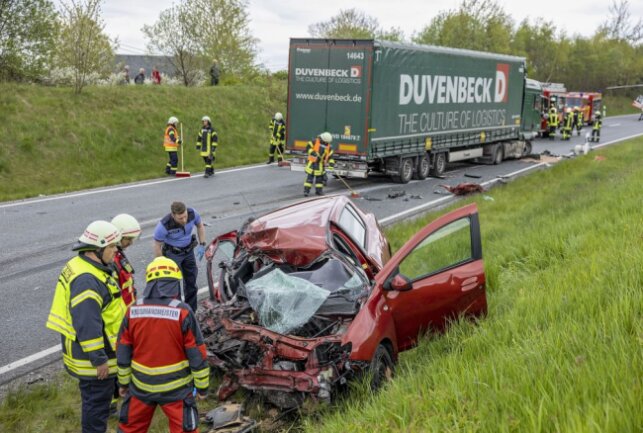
[239,197,336,266]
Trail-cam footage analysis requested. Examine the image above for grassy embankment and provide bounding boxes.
[0,81,286,201]
[301,137,642,433]
[0,138,641,433]
[603,94,641,116]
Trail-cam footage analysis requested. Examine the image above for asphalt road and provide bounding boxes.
[0,113,640,385]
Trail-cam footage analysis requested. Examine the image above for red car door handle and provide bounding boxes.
[461,276,478,292]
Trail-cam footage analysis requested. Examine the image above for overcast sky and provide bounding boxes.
[63,0,641,71]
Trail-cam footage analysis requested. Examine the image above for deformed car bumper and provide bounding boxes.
[214,317,350,404]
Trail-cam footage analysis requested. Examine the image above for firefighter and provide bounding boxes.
[164,117,182,175]
[548,106,558,139]
[196,116,218,178]
[304,132,335,197]
[153,201,206,312]
[561,108,573,141]
[46,220,126,433]
[573,106,583,136]
[111,214,141,307]
[266,112,286,164]
[116,256,209,433]
[590,112,602,142]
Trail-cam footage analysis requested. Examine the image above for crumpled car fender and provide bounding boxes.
[341,290,398,361]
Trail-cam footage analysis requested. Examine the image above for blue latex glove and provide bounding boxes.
[196,245,205,261]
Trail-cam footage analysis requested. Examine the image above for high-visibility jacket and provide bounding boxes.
[46,255,126,379]
[548,108,559,128]
[593,117,602,130]
[563,113,574,130]
[164,125,179,151]
[196,126,218,157]
[116,298,210,403]
[114,248,135,307]
[305,139,335,175]
[269,119,285,145]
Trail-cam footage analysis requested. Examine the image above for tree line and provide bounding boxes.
[1,0,641,94]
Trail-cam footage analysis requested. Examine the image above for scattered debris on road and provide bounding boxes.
[464,173,482,179]
[362,195,383,201]
[438,183,485,196]
[387,190,406,199]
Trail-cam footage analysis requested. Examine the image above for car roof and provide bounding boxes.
[239,196,349,266]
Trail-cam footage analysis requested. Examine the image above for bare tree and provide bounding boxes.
[142,1,202,86]
[600,0,642,43]
[308,8,403,41]
[56,0,115,93]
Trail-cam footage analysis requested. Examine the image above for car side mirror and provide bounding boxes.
[384,270,412,292]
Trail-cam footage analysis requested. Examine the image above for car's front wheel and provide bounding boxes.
[369,344,395,391]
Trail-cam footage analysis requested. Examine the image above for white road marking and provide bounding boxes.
[608,123,620,127]
[1,130,641,378]
[0,345,60,376]
[379,163,548,225]
[0,164,266,210]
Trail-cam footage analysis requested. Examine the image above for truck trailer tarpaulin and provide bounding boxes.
[286,39,541,182]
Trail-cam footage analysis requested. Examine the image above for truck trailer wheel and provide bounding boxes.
[431,152,447,177]
[413,155,430,180]
[522,141,532,157]
[394,158,414,184]
[493,145,504,165]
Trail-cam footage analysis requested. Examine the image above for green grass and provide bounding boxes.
[0,81,286,201]
[1,139,641,433]
[603,94,641,117]
[302,137,643,433]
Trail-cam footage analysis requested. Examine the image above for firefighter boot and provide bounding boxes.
[304,186,310,197]
[315,188,324,196]
[266,156,274,165]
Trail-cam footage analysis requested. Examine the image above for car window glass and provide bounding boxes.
[399,217,472,280]
[338,206,366,249]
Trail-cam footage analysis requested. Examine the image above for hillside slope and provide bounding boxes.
[0,81,286,201]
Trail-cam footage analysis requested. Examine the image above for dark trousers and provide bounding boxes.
[591,128,600,141]
[165,250,198,311]
[202,155,214,175]
[79,378,115,433]
[268,143,284,161]
[166,152,178,174]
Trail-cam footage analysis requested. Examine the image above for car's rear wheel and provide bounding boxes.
[369,344,395,392]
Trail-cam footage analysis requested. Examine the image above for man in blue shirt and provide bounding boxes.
[153,201,206,311]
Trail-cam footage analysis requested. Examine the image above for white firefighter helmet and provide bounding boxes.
[111,213,141,239]
[167,116,179,125]
[73,220,122,251]
[319,132,333,144]
[201,115,211,123]
[274,112,283,121]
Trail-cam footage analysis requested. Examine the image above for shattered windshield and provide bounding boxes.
[245,268,330,334]
[244,258,366,334]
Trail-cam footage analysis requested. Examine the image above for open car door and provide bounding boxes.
[375,203,486,351]
[205,231,238,301]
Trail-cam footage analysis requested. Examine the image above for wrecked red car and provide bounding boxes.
[197,196,486,408]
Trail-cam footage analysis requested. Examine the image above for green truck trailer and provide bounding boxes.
[286,39,543,182]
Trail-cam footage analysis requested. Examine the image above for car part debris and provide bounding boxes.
[204,403,256,433]
[482,195,495,201]
[464,173,482,179]
[594,155,606,161]
[409,194,422,199]
[387,190,406,199]
[362,195,383,201]
[438,183,484,195]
